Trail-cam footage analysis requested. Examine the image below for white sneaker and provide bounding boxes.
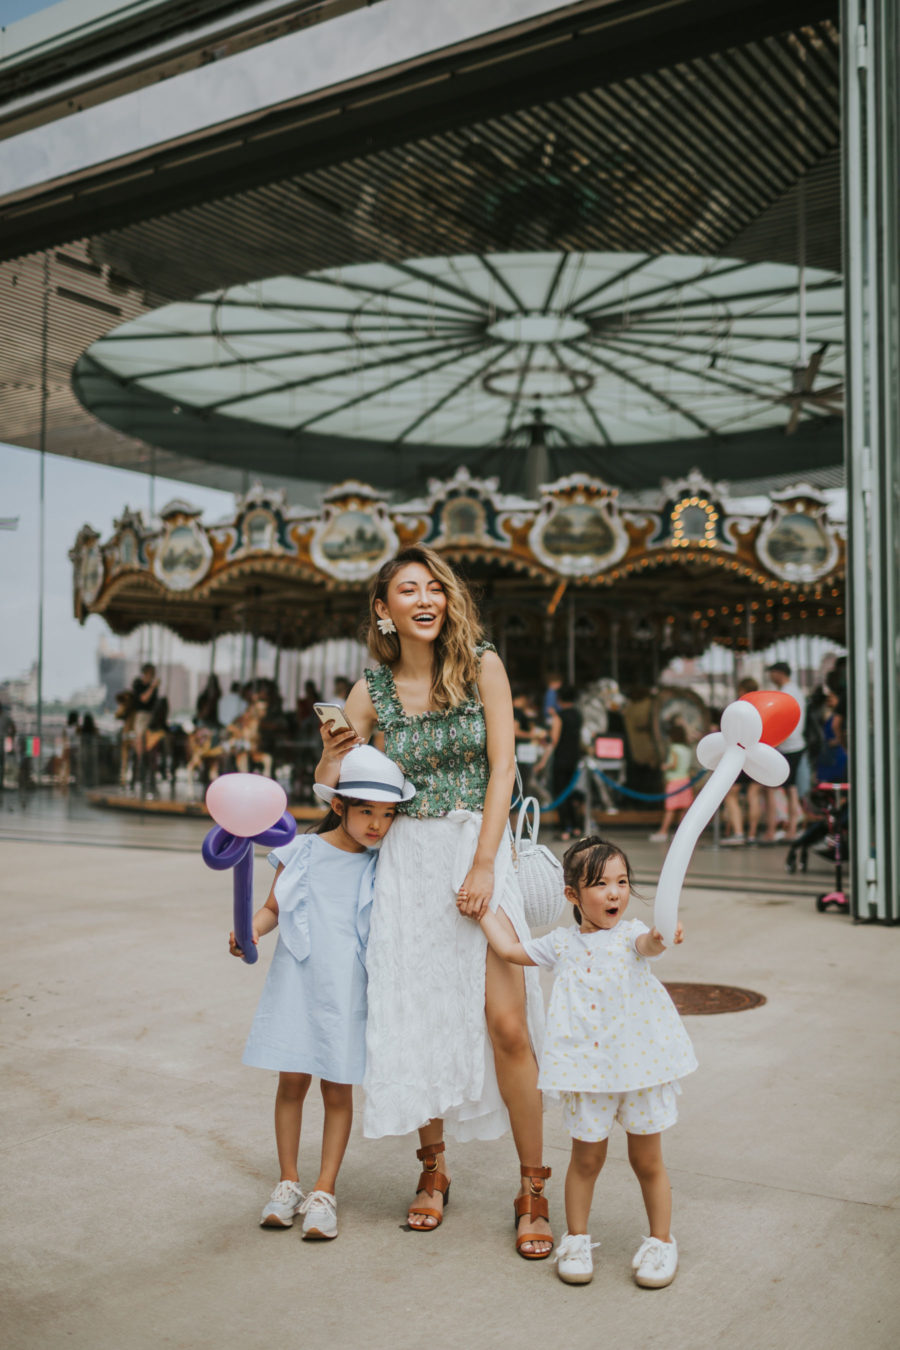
[632,1234,678,1287]
[553,1232,600,1284]
[299,1189,338,1240]
[648,832,668,843]
[722,834,746,846]
[260,1179,306,1228]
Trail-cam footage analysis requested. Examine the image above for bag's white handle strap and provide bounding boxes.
[514,796,540,850]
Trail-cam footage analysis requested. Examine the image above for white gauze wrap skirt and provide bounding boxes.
[362,810,545,1141]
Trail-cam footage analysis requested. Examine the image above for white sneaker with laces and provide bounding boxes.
[553,1232,600,1284]
[260,1180,306,1228]
[632,1234,678,1287]
[299,1189,338,1240]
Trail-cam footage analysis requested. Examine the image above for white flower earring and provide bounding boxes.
[376,616,397,636]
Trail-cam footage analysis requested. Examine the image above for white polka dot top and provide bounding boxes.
[523,919,698,1094]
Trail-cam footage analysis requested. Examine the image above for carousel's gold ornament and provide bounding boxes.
[308,482,399,582]
[528,474,629,577]
[150,500,213,592]
[756,485,841,584]
[106,507,150,576]
[70,525,104,615]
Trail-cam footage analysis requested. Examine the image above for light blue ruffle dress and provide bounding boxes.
[242,833,377,1085]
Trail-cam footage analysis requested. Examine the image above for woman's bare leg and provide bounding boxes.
[485,909,552,1256]
[407,1118,448,1230]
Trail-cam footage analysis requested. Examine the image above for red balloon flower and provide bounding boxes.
[739,691,801,747]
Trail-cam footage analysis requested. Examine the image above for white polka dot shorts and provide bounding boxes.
[562,1081,681,1141]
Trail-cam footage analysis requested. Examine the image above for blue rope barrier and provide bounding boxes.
[589,764,708,803]
[512,765,583,813]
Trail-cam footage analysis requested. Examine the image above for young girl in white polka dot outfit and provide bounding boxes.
[467,836,696,1288]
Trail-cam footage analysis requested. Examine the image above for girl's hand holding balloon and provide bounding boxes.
[229,927,258,959]
[637,922,684,959]
[202,774,296,966]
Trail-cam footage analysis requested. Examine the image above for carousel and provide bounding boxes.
[67,248,846,813]
[71,466,845,683]
[70,465,845,818]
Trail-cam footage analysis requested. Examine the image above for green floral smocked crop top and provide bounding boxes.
[364,642,495,818]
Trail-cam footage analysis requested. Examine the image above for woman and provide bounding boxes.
[316,546,551,1258]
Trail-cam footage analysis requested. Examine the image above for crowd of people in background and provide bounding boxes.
[4,648,847,855]
[715,656,847,848]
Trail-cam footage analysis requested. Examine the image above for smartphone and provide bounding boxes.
[314,703,357,737]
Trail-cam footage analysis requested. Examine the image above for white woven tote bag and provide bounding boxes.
[511,794,567,930]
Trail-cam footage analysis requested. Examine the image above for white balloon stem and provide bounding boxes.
[653,745,746,945]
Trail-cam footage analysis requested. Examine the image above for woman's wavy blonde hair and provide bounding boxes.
[366,545,484,710]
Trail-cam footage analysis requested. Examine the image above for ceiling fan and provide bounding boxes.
[780,170,843,434]
[781,342,844,434]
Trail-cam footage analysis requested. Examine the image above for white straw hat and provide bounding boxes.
[313,744,417,805]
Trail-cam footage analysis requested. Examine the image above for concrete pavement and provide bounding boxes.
[1,810,898,1350]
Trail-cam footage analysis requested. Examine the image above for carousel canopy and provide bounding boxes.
[70,469,845,682]
[73,252,844,494]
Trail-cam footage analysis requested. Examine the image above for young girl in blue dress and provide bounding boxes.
[465,836,697,1288]
[229,745,416,1239]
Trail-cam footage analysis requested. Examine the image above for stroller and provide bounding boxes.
[785,781,850,913]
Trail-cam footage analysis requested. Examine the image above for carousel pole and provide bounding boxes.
[273,627,282,687]
[36,251,49,774]
[567,590,576,685]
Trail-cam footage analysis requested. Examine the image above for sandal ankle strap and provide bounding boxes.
[416,1140,446,1163]
[520,1163,551,1182]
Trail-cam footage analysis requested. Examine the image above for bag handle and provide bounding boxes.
[514,796,541,850]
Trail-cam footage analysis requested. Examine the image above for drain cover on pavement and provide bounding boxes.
[663,983,766,1014]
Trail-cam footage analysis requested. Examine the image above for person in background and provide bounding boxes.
[512,687,544,797]
[58,710,80,789]
[114,689,136,787]
[721,677,763,845]
[536,684,584,842]
[0,700,17,790]
[79,712,99,789]
[761,661,806,843]
[195,675,222,730]
[217,680,245,728]
[131,663,160,768]
[332,676,352,709]
[649,724,694,844]
[542,671,563,726]
[813,687,847,784]
[297,679,323,724]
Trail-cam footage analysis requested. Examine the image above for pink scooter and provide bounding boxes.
[814,781,850,914]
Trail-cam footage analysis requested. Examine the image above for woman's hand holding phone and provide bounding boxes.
[317,712,361,767]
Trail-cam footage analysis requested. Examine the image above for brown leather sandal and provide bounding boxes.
[514,1164,552,1259]
[408,1141,450,1231]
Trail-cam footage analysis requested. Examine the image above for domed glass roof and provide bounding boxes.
[83,251,844,449]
